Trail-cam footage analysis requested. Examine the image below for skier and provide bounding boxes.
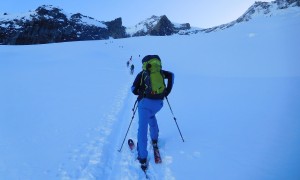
[130,64,135,74]
[127,60,130,67]
[131,55,174,171]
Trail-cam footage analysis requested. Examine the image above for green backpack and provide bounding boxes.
[140,55,166,99]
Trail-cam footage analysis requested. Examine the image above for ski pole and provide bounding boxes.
[118,99,138,152]
[165,96,185,142]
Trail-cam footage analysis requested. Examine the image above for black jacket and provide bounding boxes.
[131,70,174,101]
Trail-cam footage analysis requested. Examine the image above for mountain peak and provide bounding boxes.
[126,15,192,36]
[237,0,300,22]
[35,5,63,13]
[34,5,68,22]
[202,0,300,33]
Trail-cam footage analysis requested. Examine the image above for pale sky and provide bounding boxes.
[0,0,273,28]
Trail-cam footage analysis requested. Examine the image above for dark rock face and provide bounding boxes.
[13,6,72,44]
[150,15,174,36]
[131,15,191,37]
[0,5,126,45]
[276,0,300,8]
[104,17,128,39]
[0,6,192,45]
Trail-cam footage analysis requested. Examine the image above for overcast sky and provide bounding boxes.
[0,0,273,28]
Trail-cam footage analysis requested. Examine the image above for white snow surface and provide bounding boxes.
[1,6,300,180]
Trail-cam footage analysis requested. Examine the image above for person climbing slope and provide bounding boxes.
[131,55,174,171]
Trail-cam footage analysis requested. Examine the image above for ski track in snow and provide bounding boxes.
[55,73,175,179]
[57,73,175,179]
[57,80,131,179]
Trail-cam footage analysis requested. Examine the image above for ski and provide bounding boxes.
[128,139,149,179]
[128,139,135,151]
[153,145,162,164]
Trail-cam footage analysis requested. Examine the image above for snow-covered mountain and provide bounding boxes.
[202,0,300,33]
[0,5,126,45]
[0,5,193,45]
[0,0,299,45]
[126,15,199,36]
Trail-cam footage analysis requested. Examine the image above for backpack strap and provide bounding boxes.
[139,70,150,96]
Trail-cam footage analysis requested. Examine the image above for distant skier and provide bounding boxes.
[131,55,174,171]
[127,60,130,68]
[130,64,134,74]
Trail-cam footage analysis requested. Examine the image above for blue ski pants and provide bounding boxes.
[137,98,163,159]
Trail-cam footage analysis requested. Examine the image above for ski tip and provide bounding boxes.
[128,139,135,147]
[128,139,135,151]
[128,139,134,144]
[155,159,162,164]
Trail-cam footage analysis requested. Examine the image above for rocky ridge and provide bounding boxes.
[0,0,299,45]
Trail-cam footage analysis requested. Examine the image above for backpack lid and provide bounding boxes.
[142,55,161,63]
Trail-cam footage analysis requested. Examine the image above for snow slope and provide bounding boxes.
[1,5,300,180]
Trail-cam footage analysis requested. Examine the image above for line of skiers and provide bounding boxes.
[127,55,139,75]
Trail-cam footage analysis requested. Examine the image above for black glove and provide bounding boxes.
[132,86,139,95]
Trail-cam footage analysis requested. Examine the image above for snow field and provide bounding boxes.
[1,6,300,179]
